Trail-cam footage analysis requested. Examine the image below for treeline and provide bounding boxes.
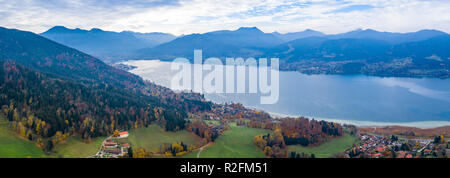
[279,118,343,146]
[289,152,316,158]
[186,120,220,143]
[130,142,196,158]
[160,141,195,157]
[247,116,344,147]
[250,117,344,157]
[253,128,287,158]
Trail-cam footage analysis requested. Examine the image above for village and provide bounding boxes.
[344,133,450,158]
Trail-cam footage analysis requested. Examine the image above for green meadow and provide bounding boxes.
[127,124,202,152]
[286,133,358,158]
[1,115,105,158]
[196,125,273,158]
[50,135,105,158]
[0,116,45,158]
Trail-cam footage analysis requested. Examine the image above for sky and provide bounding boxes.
[0,0,449,35]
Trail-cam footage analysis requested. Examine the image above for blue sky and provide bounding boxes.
[0,0,449,35]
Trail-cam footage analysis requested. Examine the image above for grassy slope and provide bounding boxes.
[181,150,200,158]
[0,116,46,158]
[287,133,358,158]
[197,125,273,158]
[127,124,202,152]
[50,135,105,158]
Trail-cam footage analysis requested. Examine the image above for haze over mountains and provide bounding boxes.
[41,26,176,63]
[139,27,285,60]
[39,26,449,60]
[272,29,326,42]
[137,27,448,62]
[37,26,449,77]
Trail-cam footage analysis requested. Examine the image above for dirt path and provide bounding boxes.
[196,143,212,158]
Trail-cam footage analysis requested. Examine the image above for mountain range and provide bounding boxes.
[272,29,325,42]
[138,27,285,60]
[37,26,450,77]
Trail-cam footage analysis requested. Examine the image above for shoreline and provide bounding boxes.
[119,60,450,129]
[268,111,450,129]
[120,59,450,80]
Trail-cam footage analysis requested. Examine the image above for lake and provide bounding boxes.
[121,60,450,128]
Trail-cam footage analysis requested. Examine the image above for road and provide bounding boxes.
[90,135,112,158]
[196,143,212,158]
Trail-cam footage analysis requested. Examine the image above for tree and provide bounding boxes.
[127,147,133,158]
[263,146,273,157]
[113,130,119,137]
[133,147,150,158]
[45,140,54,153]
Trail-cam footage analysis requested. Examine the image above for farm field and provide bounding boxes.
[286,133,358,158]
[127,124,202,153]
[0,115,46,158]
[49,135,105,158]
[196,125,273,158]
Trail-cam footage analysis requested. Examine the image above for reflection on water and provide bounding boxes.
[376,78,450,102]
[122,60,450,125]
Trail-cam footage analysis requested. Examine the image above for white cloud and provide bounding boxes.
[0,0,449,35]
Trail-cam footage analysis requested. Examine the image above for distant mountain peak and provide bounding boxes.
[44,26,70,33]
[273,29,325,42]
[303,29,317,32]
[90,28,104,33]
[43,26,90,34]
[236,27,263,33]
[362,28,377,32]
[415,29,447,35]
[272,31,282,35]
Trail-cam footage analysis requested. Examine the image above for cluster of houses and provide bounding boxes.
[208,123,225,135]
[345,133,450,158]
[345,133,441,158]
[96,131,131,158]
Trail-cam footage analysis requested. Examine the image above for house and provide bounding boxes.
[119,131,129,138]
[104,142,118,147]
[397,152,406,158]
[121,147,129,156]
[372,153,382,158]
[376,146,385,153]
[104,149,121,155]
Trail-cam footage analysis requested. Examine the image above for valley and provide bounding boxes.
[0,25,449,159]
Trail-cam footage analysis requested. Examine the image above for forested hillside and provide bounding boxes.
[0,27,210,152]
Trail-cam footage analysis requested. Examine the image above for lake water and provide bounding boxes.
[121,60,450,128]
